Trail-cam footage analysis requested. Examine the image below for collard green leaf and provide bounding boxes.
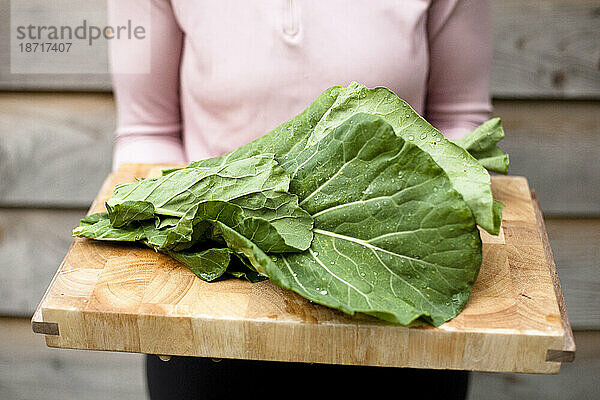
[227,254,269,282]
[107,154,290,221]
[228,190,313,251]
[453,117,509,174]
[227,269,268,282]
[74,212,149,241]
[306,82,501,235]
[106,201,155,227]
[214,221,280,279]
[73,208,274,282]
[165,247,231,282]
[74,166,313,283]
[75,213,232,282]
[157,200,311,253]
[79,212,108,225]
[261,113,482,326]
[105,154,313,252]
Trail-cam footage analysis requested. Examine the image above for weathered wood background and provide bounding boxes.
[0,1,598,399]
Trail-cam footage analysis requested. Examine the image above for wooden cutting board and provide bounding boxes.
[32,163,575,374]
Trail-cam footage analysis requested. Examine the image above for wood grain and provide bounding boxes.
[31,164,574,373]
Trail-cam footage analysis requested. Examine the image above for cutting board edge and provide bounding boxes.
[531,190,576,363]
[39,304,563,373]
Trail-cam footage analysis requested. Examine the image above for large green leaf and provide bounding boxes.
[74,207,283,282]
[74,212,149,241]
[306,82,501,234]
[156,200,311,253]
[454,117,509,174]
[105,154,313,252]
[74,154,315,281]
[265,114,482,326]
[166,247,232,282]
[109,153,288,219]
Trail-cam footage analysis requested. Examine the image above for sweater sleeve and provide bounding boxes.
[107,0,186,171]
[425,0,493,140]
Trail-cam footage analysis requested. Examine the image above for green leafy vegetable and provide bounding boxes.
[74,155,314,280]
[306,82,503,235]
[261,113,482,326]
[453,117,509,174]
[74,82,508,326]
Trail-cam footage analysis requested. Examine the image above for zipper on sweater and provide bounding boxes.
[282,0,299,37]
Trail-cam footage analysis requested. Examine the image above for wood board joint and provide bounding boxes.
[546,348,575,363]
[31,320,60,336]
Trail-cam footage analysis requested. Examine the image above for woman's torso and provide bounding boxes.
[170,0,431,161]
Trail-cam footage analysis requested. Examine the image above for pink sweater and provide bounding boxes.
[108,0,492,170]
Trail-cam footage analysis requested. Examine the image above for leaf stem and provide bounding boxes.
[154,208,185,218]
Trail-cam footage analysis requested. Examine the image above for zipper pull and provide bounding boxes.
[282,0,300,38]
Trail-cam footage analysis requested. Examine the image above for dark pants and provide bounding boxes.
[146,355,470,400]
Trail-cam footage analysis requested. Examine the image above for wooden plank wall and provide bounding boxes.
[491,1,600,99]
[493,100,600,216]
[0,0,112,91]
[0,318,146,400]
[0,2,598,398]
[0,93,114,207]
